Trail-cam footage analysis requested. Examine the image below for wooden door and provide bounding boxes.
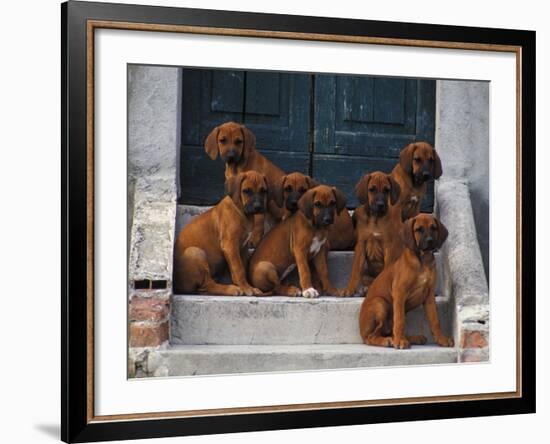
[179,69,436,211]
[312,75,436,209]
[179,69,310,204]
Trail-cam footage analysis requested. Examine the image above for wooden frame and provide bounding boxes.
[62,1,536,442]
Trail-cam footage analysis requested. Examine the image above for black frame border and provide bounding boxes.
[62,1,536,442]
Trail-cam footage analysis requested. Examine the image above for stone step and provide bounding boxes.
[170,294,452,345]
[147,344,458,377]
[181,251,443,293]
[176,205,444,289]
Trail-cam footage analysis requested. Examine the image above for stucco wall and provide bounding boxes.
[435,80,490,282]
[127,65,182,351]
[127,65,182,287]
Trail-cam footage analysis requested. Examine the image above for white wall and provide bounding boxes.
[1,1,547,443]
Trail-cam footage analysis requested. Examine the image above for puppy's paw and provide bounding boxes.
[227,285,244,296]
[393,337,411,350]
[323,287,339,297]
[285,286,302,297]
[240,285,263,296]
[302,287,319,298]
[436,336,455,347]
[408,335,427,345]
[338,288,355,298]
[338,287,366,297]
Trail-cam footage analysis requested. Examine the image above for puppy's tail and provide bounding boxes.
[250,261,279,294]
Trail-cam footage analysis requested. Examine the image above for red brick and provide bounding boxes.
[461,330,488,348]
[129,321,168,347]
[130,296,170,322]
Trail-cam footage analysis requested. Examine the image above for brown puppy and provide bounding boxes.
[340,171,402,297]
[205,121,285,246]
[249,185,346,297]
[274,172,355,250]
[173,171,268,296]
[358,214,454,349]
[391,142,442,221]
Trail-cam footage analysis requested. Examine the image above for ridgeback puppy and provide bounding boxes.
[173,171,268,296]
[391,142,442,221]
[273,172,355,250]
[340,171,402,297]
[358,214,454,349]
[248,185,346,298]
[204,121,285,246]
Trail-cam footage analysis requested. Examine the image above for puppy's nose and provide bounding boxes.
[322,216,333,225]
[287,200,298,210]
[226,150,236,161]
[376,202,386,211]
[425,236,434,245]
[422,171,432,181]
[253,202,263,212]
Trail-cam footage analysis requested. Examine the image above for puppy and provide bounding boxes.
[358,214,454,349]
[173,171,268,296]
[204,121,285,246]
[391,142,442,220]
[248,185,346,297]
[340,171,402,297]
[274,172,355,250]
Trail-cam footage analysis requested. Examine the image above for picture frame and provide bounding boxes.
[61,1,536,442]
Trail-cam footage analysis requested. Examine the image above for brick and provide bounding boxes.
[130,321,168,347]
[130,296,170,322]
[461,329,488,348]
[460,348,489,363]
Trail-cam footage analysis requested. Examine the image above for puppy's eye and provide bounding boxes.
[429,158,434,163]
[298,187,307,194]
[243,188,253,195]
[368,186,377,192]
[314,201,322,208]
[235,139,243,145]
[284,185,293,192]
[415,226,424,233]
[329,200,336,207]
[414,157,421,163]
[219,137,227,143]
[431,224,437,231]
[383,187,390,193]
[260,188,267,194]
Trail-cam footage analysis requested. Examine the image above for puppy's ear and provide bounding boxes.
[436,218,448,248]
[355,174,370,206]
[240,124,256,160]
[400,218,418,252]
[399,143,416,174]
[225,173,243,205]
[388,175,401,205]
[262,174,270,205]
[306,176,320,189]
[298,189,315,221]
[352,211,358,229]
[272,175,286,207]
[204,126,219,160]
[433,148,443,179]
[332,187,347,214]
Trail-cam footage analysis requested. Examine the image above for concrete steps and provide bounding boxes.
[171,295,451,345]
[147,344,458,377]
[171,251,449,345]
[163,206,457,377]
